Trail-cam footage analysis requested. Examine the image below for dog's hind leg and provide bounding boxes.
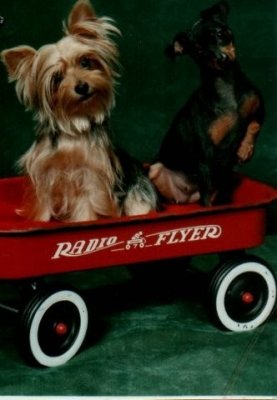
[149,162,200,204]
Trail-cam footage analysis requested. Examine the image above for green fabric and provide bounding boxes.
[0,0,276,180]
[0,0,276,395]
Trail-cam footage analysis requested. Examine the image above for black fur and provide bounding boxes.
[151,1,264,205]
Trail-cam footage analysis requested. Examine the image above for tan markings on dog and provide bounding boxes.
[220,42,236,61]
[246,120,261,137]
[38,146,120,221]
[239,94,260,118]
[208,113,237,145]
[237,120,261,162]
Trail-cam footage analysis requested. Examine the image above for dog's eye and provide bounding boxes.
[80,57,100,70]
[214,27,232,43]
[210,29,223,40]
[52,72,64,90]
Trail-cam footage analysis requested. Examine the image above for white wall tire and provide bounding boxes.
[209,257,277,332]
[21,289,88,367]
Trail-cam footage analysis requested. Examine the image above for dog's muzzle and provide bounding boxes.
[212,42,235,69]
[219,42,236,62]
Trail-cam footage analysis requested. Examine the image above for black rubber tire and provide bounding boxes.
[20,287,88,367]
[209,255,277,331]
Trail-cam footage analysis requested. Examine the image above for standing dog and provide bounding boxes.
[149,0,264,205]
[2,0,157,221]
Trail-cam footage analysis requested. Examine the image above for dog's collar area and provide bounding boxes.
[35,119,109,147]
[90,119,109,131]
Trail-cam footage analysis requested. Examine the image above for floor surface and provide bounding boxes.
[0,236,276,396]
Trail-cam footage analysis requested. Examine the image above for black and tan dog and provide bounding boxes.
[149,0,264,205]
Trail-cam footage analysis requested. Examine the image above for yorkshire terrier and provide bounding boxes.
[1,0,157,222]
[149,0,264,206]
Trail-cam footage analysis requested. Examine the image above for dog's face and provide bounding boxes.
[169,1,236,70]
[1,0,120,130]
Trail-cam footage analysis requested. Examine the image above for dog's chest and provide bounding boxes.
[208,78,240,146]
[215,78,237,113]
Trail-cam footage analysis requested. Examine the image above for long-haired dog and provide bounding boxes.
[149,1,264,205]
[1,0,157,222]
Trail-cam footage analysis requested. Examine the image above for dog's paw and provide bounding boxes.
[123,193,153,216]
[237,141,254,162]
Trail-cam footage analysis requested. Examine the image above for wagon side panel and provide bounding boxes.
[0,207,266,279]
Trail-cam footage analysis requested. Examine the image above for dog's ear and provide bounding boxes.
[201,1,230,22]
[166,32,190,59]
[66,0,120,41]
[1,46,36,80]
[67,0,97,35]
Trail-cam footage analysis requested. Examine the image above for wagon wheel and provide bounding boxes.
[20,287,88,367]
[209,256,277,332]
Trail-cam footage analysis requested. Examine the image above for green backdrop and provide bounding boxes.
[0,0,276,196]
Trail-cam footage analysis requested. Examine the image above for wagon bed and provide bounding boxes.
[0,174,276,279]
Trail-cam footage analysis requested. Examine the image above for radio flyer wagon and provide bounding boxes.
[0,174,276,367]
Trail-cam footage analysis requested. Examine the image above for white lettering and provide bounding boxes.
[154,232,171,246]
[107,236,117,246]
[167,230,179,244]
[151,224,222,247]
[71,240,86,255]
[202,225,222,239]
[52,242,72,259]
[86,239,100,253]
[188,227,204,241]
[179,228,194,242]
[52,236,119,259]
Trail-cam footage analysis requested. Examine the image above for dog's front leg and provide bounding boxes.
[237,120,261,162]
[237,92,263,163]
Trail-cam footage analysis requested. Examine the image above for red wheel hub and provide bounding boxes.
[241,292,254,304]
[54,322,68,336]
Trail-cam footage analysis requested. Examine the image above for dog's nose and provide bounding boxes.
[75,82,90,96]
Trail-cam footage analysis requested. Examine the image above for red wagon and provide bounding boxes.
[0,174,276,367]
